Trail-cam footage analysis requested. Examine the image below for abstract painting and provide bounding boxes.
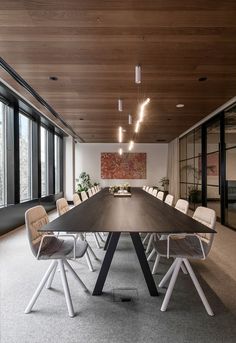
[101,153,146,179]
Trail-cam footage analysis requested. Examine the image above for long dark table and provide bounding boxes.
[40,188,215,296]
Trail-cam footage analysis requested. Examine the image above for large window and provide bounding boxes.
[41,126,49,197]
[54,134,61,194]
[0,102,7,206]
[19,113,32,201]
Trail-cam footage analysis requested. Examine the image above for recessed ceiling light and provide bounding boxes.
[156,139,166,142]
[198,76,208,82]
[49,76,58,81]
[167,118,171,121]
[79,118,84,121]
[176,104,184,108]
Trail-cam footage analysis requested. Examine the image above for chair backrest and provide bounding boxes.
[92,186,97,194]
[152,189,158,197]
[175,199,189,214]
[145,186,149,192]
[80,190,88,201]
[25,205,50,257]
[56,198,70,216]
[142,186,146,190]
[193,206,216,255]
[88,188,93,197]
[164,194,174,206]
[148,187,153,194]
[73,193,81,206]
[156,191,164,201]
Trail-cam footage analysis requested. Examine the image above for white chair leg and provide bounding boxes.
[87,244,99,260]
[93,233,101,248]
[181,263,188,275]
[46,261,58,289]
[159,259,178,288]
[79,233,99,260]
[85,251,94,272]
[147,248,156,261]
[146,234,154,254]
[58,260,75,317]
[183,258,214,316]
[97,232,105,243]
[25,260,57,314]
[160,258,182,312]
[142,233,150,245]
[64,260,89,292]
[152,254,161,274]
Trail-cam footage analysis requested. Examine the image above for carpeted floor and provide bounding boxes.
[0,212,236,343]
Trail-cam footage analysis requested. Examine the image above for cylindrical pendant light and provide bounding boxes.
[128,140,134,151]
[118,126,123,143]
[135,120,140,133]
[118,99,123,112]
[128,114,132,125]
[135,65,141,84]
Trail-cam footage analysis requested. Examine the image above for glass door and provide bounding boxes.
[224,107,236,229]
[206,118,221,219]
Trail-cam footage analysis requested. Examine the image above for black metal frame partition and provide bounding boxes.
[179,104,235,231]
[0,80,65,236]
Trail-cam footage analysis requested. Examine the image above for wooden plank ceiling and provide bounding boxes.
[0,0,236,142]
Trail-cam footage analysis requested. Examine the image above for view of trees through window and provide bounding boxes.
[0,102,7,206]
[54,134,61,194]
[19,113,32,201]
[41,126,49,197]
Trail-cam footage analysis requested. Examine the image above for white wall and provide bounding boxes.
[75,143,168,188]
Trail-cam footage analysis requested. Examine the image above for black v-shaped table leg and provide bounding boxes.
[130,233,159,296]
[92,232,158,296]
[93,232,121,295]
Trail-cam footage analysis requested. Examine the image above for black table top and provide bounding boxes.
[40,188,215,234]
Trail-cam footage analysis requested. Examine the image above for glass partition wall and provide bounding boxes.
[179,103,236,230]
[0,101,7,207]
[179,128,202,210]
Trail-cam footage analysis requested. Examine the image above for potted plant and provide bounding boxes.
[181,164,202,204]
[159,177,169,192]
[76,172,92,193]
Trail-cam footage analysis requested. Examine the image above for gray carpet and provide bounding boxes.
[0,226,236,343]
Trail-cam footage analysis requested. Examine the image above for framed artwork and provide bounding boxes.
[101,152,146,179]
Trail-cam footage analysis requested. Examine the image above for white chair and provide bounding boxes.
[157,191,164,200]
[175,199,189,214]
[164,194,174,206]
[73,193,82,206]
[80,191,88,202]
[154,206,216,315]
[57,198,97,272]
[148,187,153,194]
[24,205,88,317]
[152,189,158,197]
[149,199,189,273]
[142,186,146,190]
[145,186,149,192]
[88,188,93,198]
